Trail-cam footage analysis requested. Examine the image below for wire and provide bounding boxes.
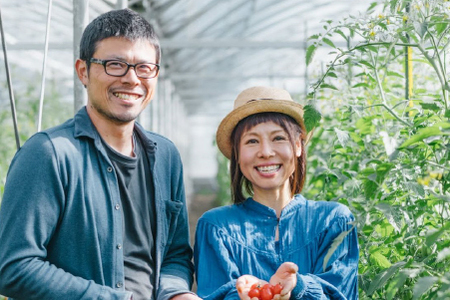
[37,0,53,132]
[0,2,20,150]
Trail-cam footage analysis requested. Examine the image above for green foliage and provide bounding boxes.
[215,147,232,206]
[304,0,450,298]
[0,68,72,204]
[0,66,72,299]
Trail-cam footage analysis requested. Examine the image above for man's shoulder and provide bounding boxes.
[21,118,76,149]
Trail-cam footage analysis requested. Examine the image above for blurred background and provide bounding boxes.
[0,0,368,201]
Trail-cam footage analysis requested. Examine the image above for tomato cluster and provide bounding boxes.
[247,283,283,300]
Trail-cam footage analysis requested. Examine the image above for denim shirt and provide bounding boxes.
[194,195,359,300]
[0,107,194,300]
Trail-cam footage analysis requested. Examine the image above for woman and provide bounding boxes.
[194,86,359,300]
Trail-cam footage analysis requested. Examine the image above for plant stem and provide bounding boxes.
[369,51,413,128]
[417,42,448,110]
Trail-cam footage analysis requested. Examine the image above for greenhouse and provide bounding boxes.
[0,0,449,299]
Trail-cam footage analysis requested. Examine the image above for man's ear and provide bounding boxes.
[75,59,88,87]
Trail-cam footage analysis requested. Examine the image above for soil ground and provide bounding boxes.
[187,192,217,292]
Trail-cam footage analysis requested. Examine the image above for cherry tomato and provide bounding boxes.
[262,283,273,290]
[250,283,260,290]
[248,287,260,299]
[260,286,273,300]
[272,283,283,295]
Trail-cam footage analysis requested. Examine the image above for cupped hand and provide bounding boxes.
[236,275,268,300]
[269,262,298,300]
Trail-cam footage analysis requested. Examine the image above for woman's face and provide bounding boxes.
[238,121,301,196]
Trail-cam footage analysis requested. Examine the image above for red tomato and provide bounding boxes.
[260,286,273,300]
[248,287,260,299]
[272,283,283,295]
[250,283,260,290]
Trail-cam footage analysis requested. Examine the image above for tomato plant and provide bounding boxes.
[303,0,450,299]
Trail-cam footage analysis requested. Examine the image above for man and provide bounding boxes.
[0,8,200,300]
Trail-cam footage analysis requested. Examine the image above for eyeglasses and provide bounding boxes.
[89,58,160,79]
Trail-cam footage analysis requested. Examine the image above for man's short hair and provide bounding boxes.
[80,8,161,65]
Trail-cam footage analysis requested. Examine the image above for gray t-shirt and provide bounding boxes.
[103,133,156,300]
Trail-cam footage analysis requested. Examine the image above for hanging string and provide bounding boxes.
[0,3,20,150]
[37,0,53,132]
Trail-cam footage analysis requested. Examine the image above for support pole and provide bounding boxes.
[73,0,89,113]
[0,4,20,150]
[37,0,53,132]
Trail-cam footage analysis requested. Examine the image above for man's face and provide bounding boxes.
[78,37,158,124]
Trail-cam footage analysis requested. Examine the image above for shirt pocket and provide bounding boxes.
[162,200,183,252]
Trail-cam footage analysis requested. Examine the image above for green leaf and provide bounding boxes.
[445,109,450,118]
[414,21,428,38]
[352,82,370,89]
[389,0,400,14]
[327,72,338,78]
[386,71,404,78]
[400,127,442,148]
[334,128,350,147]
[367,1,378,13]
[363,179,378,199]
[334,29,347,41]
[322,37,336,48]
[412,276,438,300]
[366,45,379,53]
[425,222,450,247]
[420,102,440,111]
[303,104,322,133]
[359,60,375,69]
[320,83,338,90]
[356,116,375,135]
[435,22,448,36]
[437,247,450,262]
[367,262,406,296]
[308,34,320,40]
[386,271,410,300]
[378,22,388,31]
[375,203,403,233]
[306,44,317,66]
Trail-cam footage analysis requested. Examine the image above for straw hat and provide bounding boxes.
[216,86,307,159]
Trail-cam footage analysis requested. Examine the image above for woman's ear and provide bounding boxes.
[295,138,302,157]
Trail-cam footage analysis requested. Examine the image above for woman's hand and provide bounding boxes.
[236,275,268,300]
[269,262,298,300]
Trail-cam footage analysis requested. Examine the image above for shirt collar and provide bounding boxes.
[242,194,306,218]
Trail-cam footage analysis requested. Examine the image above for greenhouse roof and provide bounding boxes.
[1,0,371,179]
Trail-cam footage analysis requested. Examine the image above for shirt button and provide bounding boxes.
[117,244,122,249]
[116,281,123,288]
[107,167,113,172]
[115,204,120,210]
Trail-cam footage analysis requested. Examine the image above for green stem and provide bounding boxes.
[417,42,448,110]
[364,103,413,128]
[426,29,448,110]
[369,51,414,128]
[311,41,418,93]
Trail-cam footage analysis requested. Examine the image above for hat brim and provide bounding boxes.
[216,99,306,159]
